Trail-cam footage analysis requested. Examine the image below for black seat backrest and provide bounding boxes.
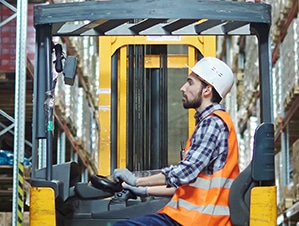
[228,123,274,226]
[229,163,256,226]
[251,123,275,184]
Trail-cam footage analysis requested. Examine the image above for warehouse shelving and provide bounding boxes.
[0,3,99,166]
[273,0,299,147]
[0,0,100,224]
[0,0,298,224]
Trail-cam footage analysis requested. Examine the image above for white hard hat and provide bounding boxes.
[187,57,234,98]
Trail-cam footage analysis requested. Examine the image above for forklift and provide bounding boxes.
[30,1,275,225]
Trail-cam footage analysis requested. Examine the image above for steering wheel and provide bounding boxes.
[90,175,123,193]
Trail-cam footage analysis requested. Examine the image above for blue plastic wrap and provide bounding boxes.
[0,150,31,166]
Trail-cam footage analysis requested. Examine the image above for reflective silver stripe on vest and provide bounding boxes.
[189,177,234,190]
[166,199,230,216]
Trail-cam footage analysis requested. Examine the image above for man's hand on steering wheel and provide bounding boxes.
[113,168,137,186]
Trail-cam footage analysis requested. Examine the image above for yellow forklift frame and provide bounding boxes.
[98,36,215,175]
[31,1,275,225]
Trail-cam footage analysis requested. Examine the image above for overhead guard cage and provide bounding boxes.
[32,0,273,189]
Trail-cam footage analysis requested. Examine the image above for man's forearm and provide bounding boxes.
[136,172,166,187]
[147,186,176,197]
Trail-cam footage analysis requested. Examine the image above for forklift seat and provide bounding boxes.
[228,122,274,226]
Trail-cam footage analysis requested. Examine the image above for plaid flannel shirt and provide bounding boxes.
[162,104,229,187]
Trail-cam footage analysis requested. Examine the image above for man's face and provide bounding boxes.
[180,72,204,109]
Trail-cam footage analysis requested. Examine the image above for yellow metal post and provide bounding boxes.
[250,186,277,225]
[29,187,56,226]
[187,45,197,136]
[98,36,113,175]
[201,36,216,57]
[117,45,127,168]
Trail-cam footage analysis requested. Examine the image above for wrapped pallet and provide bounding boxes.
[292,139,299,194]
[272,59,282,122]
[237,36,259,123]
[282,18,299,110]
[69,35,99,105]
[65,75,79,135]
[54,72,67,119]
[238,116,258,170]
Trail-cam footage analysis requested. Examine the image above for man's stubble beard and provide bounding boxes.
[182,88,203,109]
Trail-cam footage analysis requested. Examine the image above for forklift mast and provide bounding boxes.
[32,1,275,225]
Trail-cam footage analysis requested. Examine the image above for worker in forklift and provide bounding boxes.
[113,57,240,226]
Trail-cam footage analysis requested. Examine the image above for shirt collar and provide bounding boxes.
[194,104,225,124]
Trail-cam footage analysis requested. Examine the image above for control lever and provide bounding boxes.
[108,189,137,211]
[114,189,137,201]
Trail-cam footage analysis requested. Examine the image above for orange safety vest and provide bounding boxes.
[160,110,240,226]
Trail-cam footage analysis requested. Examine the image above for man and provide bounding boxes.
[113,57,240,226]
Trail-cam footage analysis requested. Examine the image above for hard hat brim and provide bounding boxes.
[186,64,212,86]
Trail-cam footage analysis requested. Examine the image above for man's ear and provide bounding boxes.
[203,85,213,96]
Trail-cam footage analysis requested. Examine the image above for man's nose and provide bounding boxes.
[180,83,186,92]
